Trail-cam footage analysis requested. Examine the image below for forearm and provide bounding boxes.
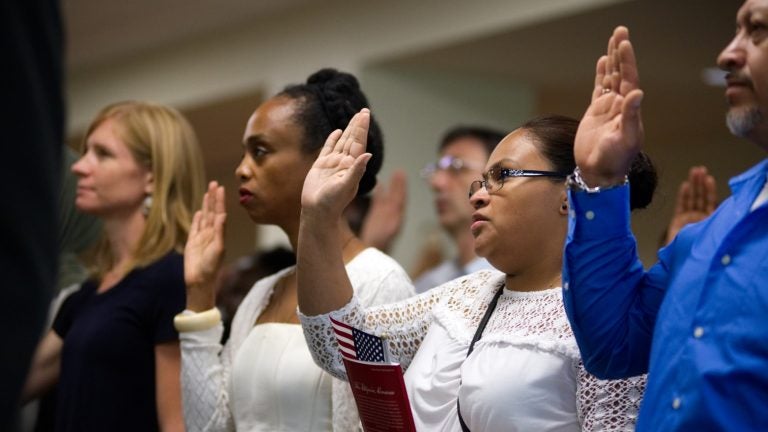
[22,361,59,404]
[22,330,62,403]
[300,289,434,377]
[562,186,663,378]
[299,296,362,381]
[297,212,353,316]
[179,325,233,432]
[186,284,216,312]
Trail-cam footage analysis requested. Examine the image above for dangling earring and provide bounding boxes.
[142,195,153,217]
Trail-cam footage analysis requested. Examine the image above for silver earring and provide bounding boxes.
[142,195,153,217]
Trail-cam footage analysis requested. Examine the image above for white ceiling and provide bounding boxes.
[63,0,319,71]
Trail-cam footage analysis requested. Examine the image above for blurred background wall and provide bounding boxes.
[64,0,754,269]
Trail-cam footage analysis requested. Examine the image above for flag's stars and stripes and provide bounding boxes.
[330,316,388,363]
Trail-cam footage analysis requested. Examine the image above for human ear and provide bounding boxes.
[144,171,154,195]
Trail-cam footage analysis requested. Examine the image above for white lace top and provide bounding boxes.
[300,270,645,431]
[180,248,415,432]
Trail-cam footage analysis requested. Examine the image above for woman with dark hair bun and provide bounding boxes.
[281,68,384,197]
[178,69,414,431]
[296,111,654,430]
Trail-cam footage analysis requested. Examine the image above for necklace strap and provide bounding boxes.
[466,283,504,356]
[458,283,505,432]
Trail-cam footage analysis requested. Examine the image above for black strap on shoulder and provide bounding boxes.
[457,283,505,432]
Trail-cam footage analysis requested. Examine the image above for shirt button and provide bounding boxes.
[564,282,569,290]
[585,210,595,220]
[672,397,681,410]
[693,327,704,338]
[721,254,731,265]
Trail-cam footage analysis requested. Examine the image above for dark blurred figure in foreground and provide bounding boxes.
[1,1,63,430]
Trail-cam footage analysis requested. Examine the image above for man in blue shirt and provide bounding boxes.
[562,4,768,430]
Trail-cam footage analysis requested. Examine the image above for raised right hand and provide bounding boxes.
[301,109,373,221]
[184,181,226,311]
[575,26,645,187]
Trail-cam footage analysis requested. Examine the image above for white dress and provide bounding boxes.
[300,270,645,431]
[180,248,415,432]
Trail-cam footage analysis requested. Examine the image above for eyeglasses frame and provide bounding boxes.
[468,168,568,199]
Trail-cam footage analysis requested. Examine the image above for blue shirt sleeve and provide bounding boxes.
[562,185,668,379]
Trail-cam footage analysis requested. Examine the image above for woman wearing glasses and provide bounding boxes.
[178,69,414,431]
[297,112,655,430]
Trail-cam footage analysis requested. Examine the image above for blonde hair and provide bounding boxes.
[83,101,206,277]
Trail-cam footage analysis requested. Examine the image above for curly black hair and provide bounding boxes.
[279,68,383,196]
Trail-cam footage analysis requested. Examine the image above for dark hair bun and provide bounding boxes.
[628,151,657,211]
[283,68,383,196]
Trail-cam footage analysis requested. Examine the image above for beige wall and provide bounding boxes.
[182,90,265,264]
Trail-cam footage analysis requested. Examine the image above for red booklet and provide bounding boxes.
[342,357,416,432]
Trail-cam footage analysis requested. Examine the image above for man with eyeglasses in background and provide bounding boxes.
[414,126,506,293]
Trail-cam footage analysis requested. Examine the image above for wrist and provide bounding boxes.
[174,307,221,332]
[300,209,342,233]
[186,285,216,312]
[568,167,628,193]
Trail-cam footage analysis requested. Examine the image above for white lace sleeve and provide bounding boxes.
[576,362,645,431]
[329,249,416,431]
[179,323,235,432]
[300,285,443,381]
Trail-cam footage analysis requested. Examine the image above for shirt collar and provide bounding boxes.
[728,158,768,194]
[728,159,768,212]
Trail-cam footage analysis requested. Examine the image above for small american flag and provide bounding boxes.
[330,316,390,363]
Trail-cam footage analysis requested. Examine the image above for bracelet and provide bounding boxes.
[567,167,628,193]
[173,307,221,333]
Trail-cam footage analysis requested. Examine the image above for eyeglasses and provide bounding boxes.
[420,155,484,179]
[468,168,568,198]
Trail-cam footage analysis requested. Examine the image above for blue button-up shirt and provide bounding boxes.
[562,159,768,431]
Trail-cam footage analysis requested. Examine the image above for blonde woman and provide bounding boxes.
[23,101,205,432]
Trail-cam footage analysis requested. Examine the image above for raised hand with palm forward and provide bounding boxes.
[575,26,644,187]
